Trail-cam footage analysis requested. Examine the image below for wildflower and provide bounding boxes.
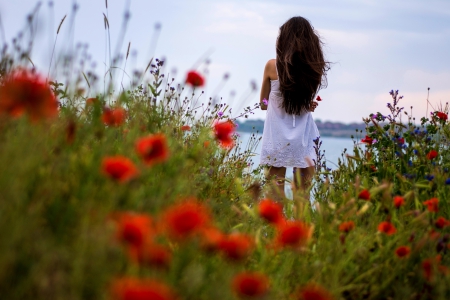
[294,283,335,300]
[338,221,355,233]
[435,217,450,229]
[397,137,404,145]
[115,213,154,248]
[393,196,405,208]
[436,111,447,121]
[262,98,268,106]
[217,111,224,117]
[102,107,126,126]
[258,199,284,225]
[111,278,177,300]
[276,220,312,248]
[0,69,58,121]
[378,221,396,235]
[214,121,235,148]
[185,70,205,87]
[358,189,370,200]
[232,272,269,298]
[200,227,224,253]
[361,136,373,145]
[181,125,191,131]
[135,134,169,166]
[163,199,210,240]
[425,174,434,181]
[426,150,438,160]
[445,178,450,185]
[218,233,254,260]
[423,198,439,212]
[102,156,139,183]
[131,243,172,269]
[316,95,322,101]
[85,97,98,106]
[395,246,411,258]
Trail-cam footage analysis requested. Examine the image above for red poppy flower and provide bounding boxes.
[295,283,334,300]
[338,221,355,233]
[102,107,126,126]
[393,196,405,208]
[423,198,439,212]
[163,199,210,240]
[185,71,205,87]
[180,125,191,131]
[131,243,172,269]
[378,221,396,235]
[232,272,269,298]
[361,136,373,145]
[0,69,58,121]
[258,199,284,225]
[316,95,322,101]
[397,137,405,145]
[214,121,235,148]
[426,150,438,160]
[85,97,98,106]
[358,189,370,200]
[435,216,450,229]
[218,233,254,261]
[111,277,177,300]
[114,213,154,249]
[395,246,410,258]
[276,220,312,248]
[436,111,447,121]
[102,156,139,183]
[200,227,225,253]
[135,134,169,166]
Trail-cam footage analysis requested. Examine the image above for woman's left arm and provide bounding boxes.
[259,60,272,110]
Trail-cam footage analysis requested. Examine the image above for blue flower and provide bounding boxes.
[445,178,450,185]
[408,160,413,167]
[395,151,401,157]
[425,174,434,181]
[413,149,418,155]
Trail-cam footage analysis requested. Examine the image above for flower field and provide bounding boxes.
[1,11,450,300]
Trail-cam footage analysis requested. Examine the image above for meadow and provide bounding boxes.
[1,5,450,300]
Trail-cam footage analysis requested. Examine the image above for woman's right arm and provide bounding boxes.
[259,60,273,110]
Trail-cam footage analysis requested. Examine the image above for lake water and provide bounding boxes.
[237,131,356,170]
[237,131,356,198]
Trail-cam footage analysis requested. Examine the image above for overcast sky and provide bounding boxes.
[1,0,449,123]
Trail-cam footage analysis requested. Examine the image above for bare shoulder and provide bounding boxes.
[264,59,277,80]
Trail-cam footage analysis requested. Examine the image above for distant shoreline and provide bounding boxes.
[235,119,366,139]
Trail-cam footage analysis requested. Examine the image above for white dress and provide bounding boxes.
[260,79,320,168]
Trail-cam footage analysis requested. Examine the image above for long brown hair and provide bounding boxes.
[276,16,330,115]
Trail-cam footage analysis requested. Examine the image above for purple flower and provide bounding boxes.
[217,111,223,117]
[262,98,268,106]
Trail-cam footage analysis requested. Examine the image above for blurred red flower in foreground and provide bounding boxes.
[131,244,172,269]
[393,196,405,208]
[102,156,139,183]
[358,189,370,200]
[232,272,269,298]
[378,221,396,235]
[435,216,450,229]
[294,283,335,300]
[338,221,355,233]
[115,213,154,248]
[0,69,58,121]
[135,134,169,166]
[258,199,284,225]
[180,125,191,131]
[218,233,254,260]
[423,198,439,212]
[426,150,438,160]
[185,70,205,87]
[276,220,312,248]
[361,136,373,145]
[436,111,447,121]
[200,227,225,253]
[163,199,210,240]
[102,107,126,126]
[111,278,177,300]
[395,246,411,258]
[214,121,235,148]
